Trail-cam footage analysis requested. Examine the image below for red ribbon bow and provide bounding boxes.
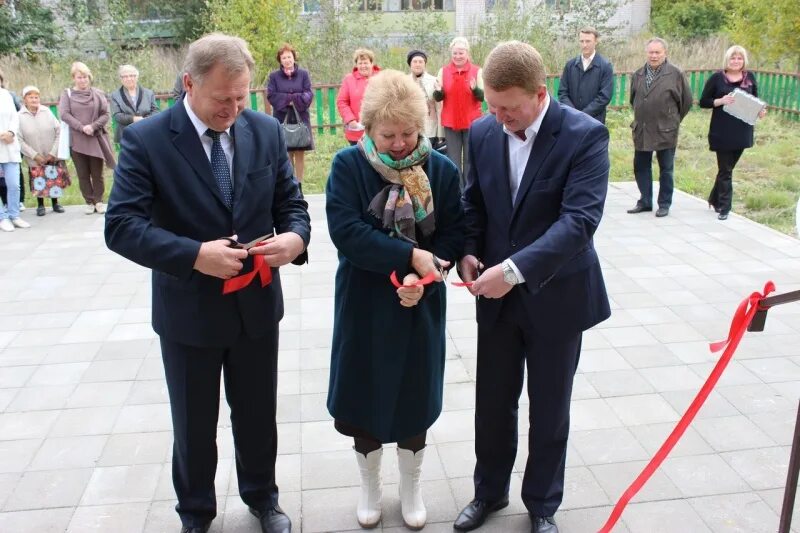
[222,254,273,295]
[598,281,775,533]
[389,270,437,288]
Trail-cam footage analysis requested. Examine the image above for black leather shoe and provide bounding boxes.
[531,515,558,533]
[453,497,510,531]
[655,207,669,217]
[180,525,210,533]
[52,203,65,213]
[36,206,46,216]
[718,212,728,220]
[626,204,652,214]
[249,506,291,533]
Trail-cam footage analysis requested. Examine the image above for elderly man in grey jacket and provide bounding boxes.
[627,37,692,217]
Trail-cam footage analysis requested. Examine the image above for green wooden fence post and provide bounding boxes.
[250,92,259,112]
[315,88,324,135]
[328,88,337,135]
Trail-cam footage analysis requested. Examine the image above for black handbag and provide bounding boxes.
[281,106,312,150]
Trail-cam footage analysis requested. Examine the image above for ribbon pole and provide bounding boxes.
[598,281,775,533]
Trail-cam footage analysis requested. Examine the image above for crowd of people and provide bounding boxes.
[3,27,771,533]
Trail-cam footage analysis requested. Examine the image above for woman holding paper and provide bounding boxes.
[700,45,765,220]
[326,70,464,530]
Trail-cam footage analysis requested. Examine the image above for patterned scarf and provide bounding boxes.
[360,134,435,244]
[723,69,753,90]
[645,61,664,89]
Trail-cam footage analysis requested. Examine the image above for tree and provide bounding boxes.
[0,0,61,55]
[207,0,306,84]
[651,0,731,39]
[727,0,800,67]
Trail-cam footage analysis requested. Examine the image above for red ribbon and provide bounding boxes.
[451,281,473,287]
[389,270,437,288]
[222,254,273,295]
[598,281,776,533]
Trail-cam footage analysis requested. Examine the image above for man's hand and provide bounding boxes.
[133,116,143,123]
[410,248,449,282]
[82,125,94,135]
[471,263,513,299]
[397,273,424,307]
[458,254,483,296]
[248,232,305,267]
[193,237,249,279]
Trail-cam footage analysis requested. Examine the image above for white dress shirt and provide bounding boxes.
[183,97,234,183]
[582,52,596,72]
[501,94,551,284]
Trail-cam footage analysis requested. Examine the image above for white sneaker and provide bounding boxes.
[10,218,30,229]
[19,202,26,211]
[85,204,96,215]
[0,219,14,232]
[94,202,106,214]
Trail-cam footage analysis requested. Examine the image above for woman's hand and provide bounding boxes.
[410,248,449,282]
[33,153,47,165]
[397,273,424,307]
[82,125,94,135]
[758,108,767,119]
[716,94,735,107]
[0,131,13,144]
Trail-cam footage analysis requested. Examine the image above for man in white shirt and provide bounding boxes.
[455,41,611,533]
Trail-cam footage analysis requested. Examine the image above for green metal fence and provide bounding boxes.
[45,69,800,139]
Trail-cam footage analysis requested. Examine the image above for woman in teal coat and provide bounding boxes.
[326,69,464,530]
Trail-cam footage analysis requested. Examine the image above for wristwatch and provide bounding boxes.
[502,260,519,286]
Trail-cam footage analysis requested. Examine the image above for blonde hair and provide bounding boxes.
[483,41,545,94]
[724,45,748,70]
[183,33,255,85]
[71,61,93,81]
[118,64,139,77]
[353,48,375,65]
[449,36,470,51]
[360,69,427,134]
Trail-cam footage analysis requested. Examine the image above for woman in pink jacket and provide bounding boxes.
[337,48,380,145]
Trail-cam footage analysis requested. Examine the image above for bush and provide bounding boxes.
[651,0,731,39]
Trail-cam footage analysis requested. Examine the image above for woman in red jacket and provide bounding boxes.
[433,37,484,188]
[337,48,380,145]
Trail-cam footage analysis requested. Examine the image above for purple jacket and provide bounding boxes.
[266,67,313,127]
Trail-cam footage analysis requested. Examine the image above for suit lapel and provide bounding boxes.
[231,113,252,208]
[511,99,561,217]
[170,102,230,210]
[483,122,513,216]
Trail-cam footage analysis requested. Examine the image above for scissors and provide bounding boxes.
[222,233,274,250]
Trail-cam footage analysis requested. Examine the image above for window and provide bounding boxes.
[401,0,444,10]
[357,0,382,11]
[303,0,320,12]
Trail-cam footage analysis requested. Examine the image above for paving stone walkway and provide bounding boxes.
[1,181,800,533]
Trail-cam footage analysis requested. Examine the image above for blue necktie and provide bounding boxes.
[206,129,233,208]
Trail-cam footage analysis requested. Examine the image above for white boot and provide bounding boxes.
[397,447,426,530]
[355,447,382,528]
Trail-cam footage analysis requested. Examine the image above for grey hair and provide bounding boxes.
[646,37,668,52]
[118,64,139,77]
[183,33,255,85]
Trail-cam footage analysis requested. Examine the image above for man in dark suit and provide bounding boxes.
[454,41,611,533]
[105,34,310,533]
[557,27,614,124]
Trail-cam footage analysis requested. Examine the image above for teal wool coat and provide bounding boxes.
[325,147,465,442]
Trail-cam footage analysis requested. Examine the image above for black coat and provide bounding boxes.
[557,53,614,124]
[699,71,758,152]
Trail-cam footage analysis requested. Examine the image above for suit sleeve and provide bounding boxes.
[269,119,311,263]
[104,126,202,279]
[558,62,574,107]
[462,124,487,259]
[509,123,610,290]
[582,61,614,117]
[325,152,415,275]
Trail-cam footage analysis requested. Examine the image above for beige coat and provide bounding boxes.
[412,71,443,139]
[17,105,60,166]
[630,61,692,151]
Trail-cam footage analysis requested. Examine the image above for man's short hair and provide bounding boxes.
[360,69,427,135]
[183,33,255,85]
[646,37,668,52]
[579,27,599,39]
[482,41,546,94]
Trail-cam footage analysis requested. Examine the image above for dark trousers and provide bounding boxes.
[708,149,743,215]
[473,290,582,517]
[0,170,25,205]
[633,148,675,209]
[71,150,105,204]
[160,327,280,528]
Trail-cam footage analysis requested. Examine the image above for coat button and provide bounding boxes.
[511,241,517,248]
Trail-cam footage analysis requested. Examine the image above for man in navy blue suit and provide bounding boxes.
[105,34,309,533]
[454,41,611,533]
